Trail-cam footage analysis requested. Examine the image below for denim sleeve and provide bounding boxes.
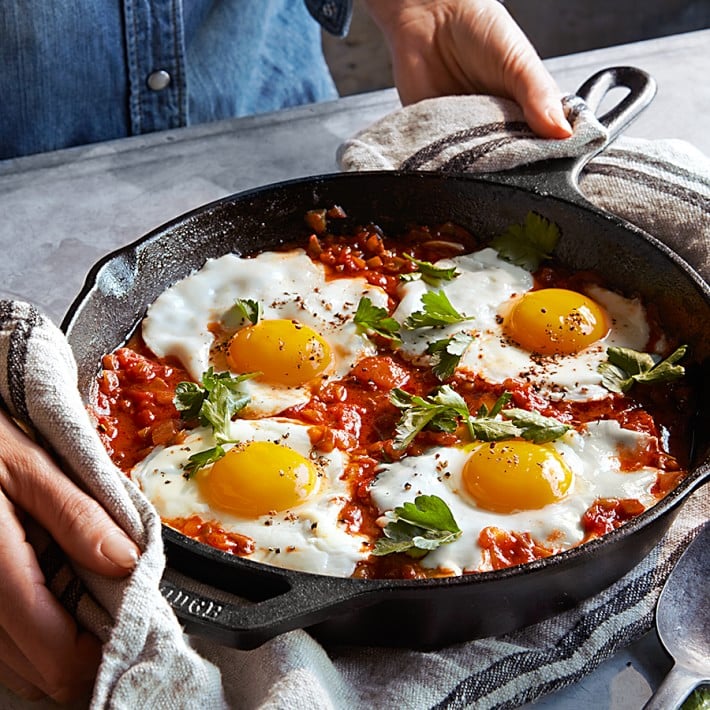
[1,0,343,159]
[304,0,353,36]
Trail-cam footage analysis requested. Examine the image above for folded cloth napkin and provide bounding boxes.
[0,93,708,710]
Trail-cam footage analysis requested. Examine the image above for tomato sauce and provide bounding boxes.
[165,515,255,556]
[582,499,647,537]
[479,526,555,570]
[92,345,192,469]
[90,214,692,577]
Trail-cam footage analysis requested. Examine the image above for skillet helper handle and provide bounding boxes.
[573,65,658,170]
[481,65,657,201]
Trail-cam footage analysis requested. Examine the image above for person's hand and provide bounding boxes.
[363,0,573,139]
[0,409,140,703]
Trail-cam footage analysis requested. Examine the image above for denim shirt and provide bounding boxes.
[0,0,351,159]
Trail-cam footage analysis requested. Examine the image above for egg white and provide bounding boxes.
[393,248,533,365]
[392,249,651,401]
[131,417,370,577]
[141,249,390,416]
[370,419,660,574]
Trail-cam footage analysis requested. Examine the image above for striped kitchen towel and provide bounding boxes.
[338,92,710,278]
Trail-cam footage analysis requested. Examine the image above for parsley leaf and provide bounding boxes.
[502,408,572,443]
[471,394,570,442]
[468,393,521,441]
[174,367,257,443]
[401,254,459,286]
[183,445,226,479]
[390,388,570,449]
[372,495,462,558]
[426,332,474,381]
[390,385,468,450]
[174,369,258,476]
[354,297,402,344]
[233,298,262,325]
[490,211,560,271]
[403,290,471,329]
[173,381,207,421]
[598,345,687,393]
[681,687,710,710]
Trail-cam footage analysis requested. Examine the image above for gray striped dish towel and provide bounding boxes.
[0,91,708,709]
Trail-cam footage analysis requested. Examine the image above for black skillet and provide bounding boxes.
[63,67,710,650]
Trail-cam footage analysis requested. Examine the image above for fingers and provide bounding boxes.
[0,627,98,703]
[364,0,573,139]
[0,410,139,577]
[0,492,102,703]
[509,61,572,139]
[0,655,44,701]
[481,2,572,139]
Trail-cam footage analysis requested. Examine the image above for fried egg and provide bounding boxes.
[392,249,650,400]
[131,417,370,576]
[141,249,389,416]
[370,419,660,574]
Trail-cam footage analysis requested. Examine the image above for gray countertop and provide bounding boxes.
[1,28,708,709]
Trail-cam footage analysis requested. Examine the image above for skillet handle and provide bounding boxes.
[481,65,657,201]
[159,563,380,650]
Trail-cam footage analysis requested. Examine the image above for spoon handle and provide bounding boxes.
[643,664,703,710]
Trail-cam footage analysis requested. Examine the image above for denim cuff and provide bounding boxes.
[304,0,353,36]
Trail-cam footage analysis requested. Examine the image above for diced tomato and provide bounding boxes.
[582,498,646,537]
[479,526,554,570]
[166,516,255,556]
[352,355,410,390]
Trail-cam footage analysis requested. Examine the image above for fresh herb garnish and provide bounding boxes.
[390,388,570,449]
[353,297,402,344]
[174,368,258,475]
[490,211,560,271]
[598,345,687,393]
[403,290,471,329]
[681,686,710,710]
[232,298,262,325]
[390,385,469,450]
[501,407,572,443]
[182,445,226,479]
[174,367,257,441]
[426,332,474,380]
[401,254,459,286]
[468,395,571,442]
[372,494,462,558]
[467,393,521,441]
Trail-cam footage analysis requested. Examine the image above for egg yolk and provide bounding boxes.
[462,440,573,513]
[227,319,332,387]
[197,441,319,517]
[504,288,608,355]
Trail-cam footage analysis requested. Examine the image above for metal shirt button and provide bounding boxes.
[147,70,171,91]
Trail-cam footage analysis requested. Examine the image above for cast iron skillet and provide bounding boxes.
[63,67,709,650]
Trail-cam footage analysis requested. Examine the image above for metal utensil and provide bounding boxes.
[644,521,710,709]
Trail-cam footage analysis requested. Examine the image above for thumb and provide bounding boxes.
[484,1,573,139]
[0,412,140,576]
[517,74,573,140]
[503,45,572,139]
